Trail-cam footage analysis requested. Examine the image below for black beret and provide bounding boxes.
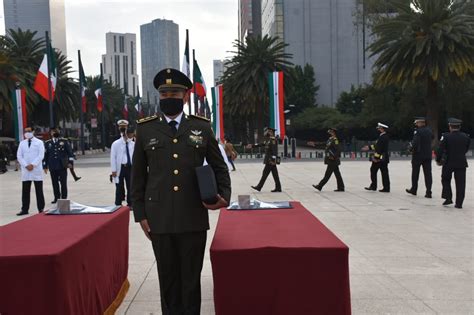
[153,68,193,91]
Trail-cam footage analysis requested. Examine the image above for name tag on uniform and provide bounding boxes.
[148,138,159,145]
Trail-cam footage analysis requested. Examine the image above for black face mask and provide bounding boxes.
[119,127,126,133]
[52,132,59,138]
[160,98,184,116]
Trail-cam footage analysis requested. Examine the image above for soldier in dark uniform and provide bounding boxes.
[43,127,74,203]
[248,127,282,192]
[310,127,345,192]
[406,117,433,198]
[131,68,231,315]
[436,118,471,209]
[363,122,390,192]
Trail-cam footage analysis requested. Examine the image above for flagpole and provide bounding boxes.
[100,63,106,152]
[192,49,197,115]
[78,50,85,155]
[46,31,54,128]
[186,29,191,115]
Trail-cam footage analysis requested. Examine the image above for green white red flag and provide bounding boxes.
[193,59,206,98]
[211,85,224,141]
[33,42,57,101]
[95,64,103,112]
[269,71,285,140]
[78,52,87,113]
[12,88,27,142]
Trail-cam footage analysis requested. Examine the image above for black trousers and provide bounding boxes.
[50,168,68,200]
[318,163,345,189]
[21,181,45,212]
[151,231,207,315]
[411,159,432,193]
[369,161,390,190]
[256,164,281,190]
[115,165,131,206]
[441,166,466,206]
[226,155,236,171]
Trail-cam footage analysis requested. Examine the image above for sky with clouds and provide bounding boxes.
[1,0,238,92]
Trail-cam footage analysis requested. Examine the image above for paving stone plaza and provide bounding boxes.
[1,154,472,314]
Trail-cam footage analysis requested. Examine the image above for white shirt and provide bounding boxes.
[17,136,45,181]
[110,137,135,184]
[164,112,184,130]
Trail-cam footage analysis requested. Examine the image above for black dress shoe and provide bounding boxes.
[251,186,261,192]
[425,192,432,198]
[364,187,376,191]
[312,184,322,191]
[271,188,282,192]
[406,189,416,196]
[74,177,81,182]
[16,211,28,216]
[38,209,44,213]
[442,199,453,206]
[379,189,390,193]
[334,188,345,192]
[455,204,462,209]
[51,199,58,204]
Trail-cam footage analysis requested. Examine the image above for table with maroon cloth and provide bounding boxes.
[210,202,351,315]
[0,207,130,315]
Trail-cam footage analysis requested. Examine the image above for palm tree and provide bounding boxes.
[222,35,293,142]
[368,0,474,142]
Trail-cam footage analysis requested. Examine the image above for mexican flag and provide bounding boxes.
[12,88,27,142]
[211,85,224,142]
[181,29,190,78]
[78,52,87,113]
[193,59,206,98]
[122,96,129,119]
[135,87,143,117]
[95,64,103,112]
[33,42,57,101]
[269,71,285,140]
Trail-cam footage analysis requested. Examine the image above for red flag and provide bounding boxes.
[122,97,129,119]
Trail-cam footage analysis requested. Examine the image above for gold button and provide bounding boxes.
[173,153,178,158]
[148,197,152,201]
[196,145,199,148]
[173,139,178,143]
[174,170,179,175]
[173,186,179,192]
[152,147,155,150]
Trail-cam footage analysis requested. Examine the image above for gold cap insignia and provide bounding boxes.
[167,69,171,73]
[166,79,172,84]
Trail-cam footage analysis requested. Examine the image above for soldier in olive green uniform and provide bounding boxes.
[311,127,345,192]
[249,127,282,192]
[131,68,231,315]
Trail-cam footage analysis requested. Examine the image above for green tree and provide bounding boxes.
[222,35,293,142]
[286,64,319,113]
[368,0,474,142]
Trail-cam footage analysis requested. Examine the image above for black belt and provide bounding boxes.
[121,164,131,167]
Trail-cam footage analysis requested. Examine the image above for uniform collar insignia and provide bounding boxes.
[191,130,202,136]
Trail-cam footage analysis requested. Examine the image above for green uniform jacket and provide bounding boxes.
[324,136,341,165]
[131,114,231,234]
[253,137,278,165]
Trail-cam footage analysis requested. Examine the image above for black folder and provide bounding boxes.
[195,165,218,204]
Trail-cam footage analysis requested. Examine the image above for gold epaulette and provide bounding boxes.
[137,115,159,124]
[189,114,210,122]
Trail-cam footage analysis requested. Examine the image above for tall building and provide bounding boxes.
[3,0,67,55]
[239,0,262,42]
[102,32,139,97]
[262,0,374,106]
[213,60,225,85]
[140,19,179,106]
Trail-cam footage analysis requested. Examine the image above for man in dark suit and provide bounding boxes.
[363,122,390,192]
[43,127,74,203]
[131,68,231,315]
[310,127,345,192]
[248,127,282,192]
[436,118,471,209]
[406,117,433,198]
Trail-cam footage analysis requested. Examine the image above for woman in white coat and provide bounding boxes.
[16,127,46,216]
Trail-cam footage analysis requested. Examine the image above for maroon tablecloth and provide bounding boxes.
[210,202,351,315]
[0,207,130,315]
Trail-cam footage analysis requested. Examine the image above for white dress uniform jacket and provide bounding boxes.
[17,137,45,181]
[110,137,135,184]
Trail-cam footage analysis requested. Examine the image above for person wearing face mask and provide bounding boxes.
[16,127,46,215]
[43,127,75,203]
[131,68,231,315]
[362,122,391,192]
[110,120,134,207]
[309,127,345,192]
[247,127,282,192]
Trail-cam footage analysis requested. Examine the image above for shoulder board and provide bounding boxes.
[189,114,210,122]
[137,115,159,124]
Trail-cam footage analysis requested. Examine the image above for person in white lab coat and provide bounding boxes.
[111,120,135,207]
[16,127,46,216]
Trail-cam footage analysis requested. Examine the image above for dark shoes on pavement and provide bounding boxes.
[51,199,58,204]
[312,185,322,191]
[442,199,453,206]
[271,188,282,193]
[425,192,432,198]
[364,186,376,191]
[16,211,28,216]
[334,188,345,192]
[406,189,416,196]
[251,186,261,192]
[379,189,390,193]
[74,177,81,182]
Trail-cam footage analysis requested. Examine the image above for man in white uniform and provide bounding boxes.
[111,120,135,207]
[16,127,46,216]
